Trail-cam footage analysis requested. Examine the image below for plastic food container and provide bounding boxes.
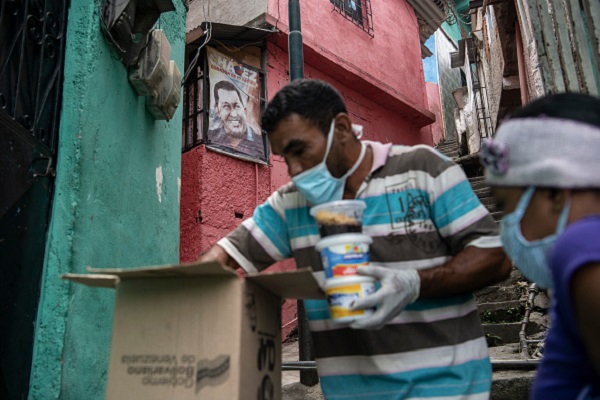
[325,276,376,324]
[310,200,366,237]
[315,233,372,278]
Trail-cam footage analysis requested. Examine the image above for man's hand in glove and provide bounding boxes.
[349,265,421,330]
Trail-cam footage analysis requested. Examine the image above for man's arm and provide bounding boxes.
[418,246,511,299]
[198,245,242,271]
[350,245,510,329]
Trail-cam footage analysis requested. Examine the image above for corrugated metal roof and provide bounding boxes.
[405,0,449,57]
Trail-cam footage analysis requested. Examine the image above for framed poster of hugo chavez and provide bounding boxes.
[205,46,268,163]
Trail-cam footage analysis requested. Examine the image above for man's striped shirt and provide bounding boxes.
[218,141,500,400]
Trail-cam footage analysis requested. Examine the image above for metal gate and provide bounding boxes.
[0,0,69,398]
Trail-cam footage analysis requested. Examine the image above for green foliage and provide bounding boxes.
[480,306,524,324]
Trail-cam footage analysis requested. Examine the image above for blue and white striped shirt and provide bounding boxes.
[219,141,500,400]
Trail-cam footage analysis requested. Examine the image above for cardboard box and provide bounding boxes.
[63,261,324,400]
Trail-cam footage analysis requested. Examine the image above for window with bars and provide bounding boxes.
[182,58,205,152]
[330,0,374,37]
[181,47,269,164]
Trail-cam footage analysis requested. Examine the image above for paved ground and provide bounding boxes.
[282,338,324,400]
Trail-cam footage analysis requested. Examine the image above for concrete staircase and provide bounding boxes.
[435,139,460,159]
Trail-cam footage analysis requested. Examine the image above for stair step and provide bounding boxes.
[491,371,535,400]
[475,285,521,303]
[485,202,498,213]
[469,176,486,183]
[483,321,544,346]
[479,196,496,207]
[469,179,488,190]
[491,211,504,221]
[441,151,459,158]
[437,146,459,152]
[478,300,521,313]
[474,187,492,198]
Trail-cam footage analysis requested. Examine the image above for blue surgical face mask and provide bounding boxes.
[292,120,366,205]
[500,187,570,289]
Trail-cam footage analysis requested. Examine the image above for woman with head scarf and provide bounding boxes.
[481,93,600,399]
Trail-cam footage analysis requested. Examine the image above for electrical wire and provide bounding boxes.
[211,38,266,53]
[182,0,212,85]
[275,0,281,30]
[97,0,126,53]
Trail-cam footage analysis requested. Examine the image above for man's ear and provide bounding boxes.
[334,113,353,143]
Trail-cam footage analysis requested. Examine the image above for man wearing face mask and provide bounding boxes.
[481,93,600,400]
[199,79,510,399]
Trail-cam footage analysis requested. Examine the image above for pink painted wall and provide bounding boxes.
[423,82,445,145]
[180,146,273,262]
[266,0,432,123]
[265,42,433,145]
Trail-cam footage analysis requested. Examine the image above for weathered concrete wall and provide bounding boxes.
[514,0,545,100]
[481,6,505,131]
[28,1,187,398]
[425,82,445,145]
[186,0,266,33]
[434,30,462,142]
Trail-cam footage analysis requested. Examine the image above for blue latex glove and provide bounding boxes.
[349,265,420,330]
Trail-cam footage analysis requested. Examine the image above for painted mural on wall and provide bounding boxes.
[206,46,266,162]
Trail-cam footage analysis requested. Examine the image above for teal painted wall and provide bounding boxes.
[441,20,463,46]
[442,0,472,46]
[28,1,186,399]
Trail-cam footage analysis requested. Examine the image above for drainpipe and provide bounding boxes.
[288,0,316,386]
[288,0,304,80]
[515,21,529,105]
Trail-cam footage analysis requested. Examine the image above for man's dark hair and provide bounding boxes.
[507,92,600,128]
[213,80,244,107]
[261,79,347,135]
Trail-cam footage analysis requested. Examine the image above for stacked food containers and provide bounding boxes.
[311,200,376,324]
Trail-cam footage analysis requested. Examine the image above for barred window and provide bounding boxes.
[182,55,205,152]
[330,0,374,37]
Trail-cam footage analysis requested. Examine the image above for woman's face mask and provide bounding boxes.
[499,186,570,289]
[291,120,366,205]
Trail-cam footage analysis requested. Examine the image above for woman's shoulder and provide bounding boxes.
[552,215,600,273]
[559,215,600,245]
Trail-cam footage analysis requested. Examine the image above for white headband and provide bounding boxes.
[481,117,600,188]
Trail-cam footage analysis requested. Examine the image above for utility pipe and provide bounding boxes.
[288,1,315,385]
[288,0,304,81]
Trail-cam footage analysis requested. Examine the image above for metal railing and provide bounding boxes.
[282,359,540,371]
